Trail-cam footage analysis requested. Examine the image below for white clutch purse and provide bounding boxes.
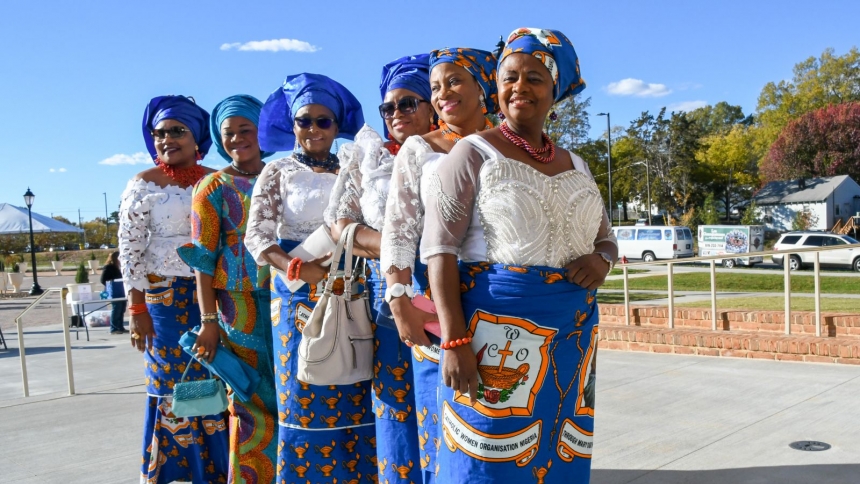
[277,224,337,292]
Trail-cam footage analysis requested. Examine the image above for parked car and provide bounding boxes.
[771,232,860,271]
[612,226,694,262]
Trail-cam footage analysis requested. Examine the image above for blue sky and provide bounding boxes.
[1,0,858,222]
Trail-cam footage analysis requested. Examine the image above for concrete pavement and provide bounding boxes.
[2,319,859,483]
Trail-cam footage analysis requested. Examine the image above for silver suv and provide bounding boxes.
[772,232,860,271]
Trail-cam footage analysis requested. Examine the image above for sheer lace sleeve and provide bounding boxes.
[380,137,428,273]
[246,161,283,265]
[572,151,617,248]
[118,179,153,292]
[325,142,365,226]
[420,140,486,260]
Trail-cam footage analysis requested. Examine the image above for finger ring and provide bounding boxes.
[196,346,206,355]
[131,333,140,339]
[203,352,210,358]
[403,339,414,348]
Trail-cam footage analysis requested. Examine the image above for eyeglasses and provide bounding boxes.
[150,126,190,140]
[294,117,336,130]
[378,97,428,119]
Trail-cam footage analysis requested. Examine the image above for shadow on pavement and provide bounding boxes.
[592,464,860,484]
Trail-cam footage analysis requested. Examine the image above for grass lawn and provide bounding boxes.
[677,296,860,313]
[597,292,666,304]
[608,268,648,276]
[602,273,860,294]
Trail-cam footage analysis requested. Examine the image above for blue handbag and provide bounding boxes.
[171,358,228,418]
[106,280,125,299]
[179,328,261,403]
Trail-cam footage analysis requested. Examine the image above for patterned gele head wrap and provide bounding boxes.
[142,95,212,161]
[209,94,275,161]
[499,28,586,103]
[429,47,499,114]
[258,73,365,152]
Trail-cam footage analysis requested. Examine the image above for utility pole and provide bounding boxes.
[78,209,87,247]
[103,192,109,245]
[597,113,613,221]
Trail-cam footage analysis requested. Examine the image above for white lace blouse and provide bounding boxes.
[324,125,392,231]
[379,135,446,273]
[420,135,617,268]
[246,155,338,264]
[118,179,195,292]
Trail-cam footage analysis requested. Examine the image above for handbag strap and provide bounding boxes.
[323,222,359,295]
[179,352,212,383]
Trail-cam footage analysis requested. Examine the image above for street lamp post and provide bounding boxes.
[103,192,109,245]
[23,188,43,296]
[596,112,613,221]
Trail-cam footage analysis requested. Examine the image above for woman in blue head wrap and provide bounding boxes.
[176,94,278,483]
[422,28,617,483]
[378,45,500,484]
[119,95,228,483]
[323,53,435,484]
[245,73,377,484]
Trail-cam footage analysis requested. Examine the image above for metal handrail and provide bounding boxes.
[615,242,860,337]
[13,287,74,397]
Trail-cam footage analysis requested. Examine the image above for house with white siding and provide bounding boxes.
[752,175,860,232]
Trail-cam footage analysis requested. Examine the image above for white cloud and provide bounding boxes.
[220,38,319,53]
[49,168,67,173]
[667,100,708,112]
[606,78,672,97]
[99,152,151,166]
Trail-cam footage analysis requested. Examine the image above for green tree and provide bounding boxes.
[740,200,760,225]
[700,194,720,225]
[791,207,819,231]
[687,101,749,136]
[545,95,591,150]
[695,124,760,215]
[755,47,860,152]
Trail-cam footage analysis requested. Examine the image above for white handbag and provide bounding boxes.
[296,223,374,385]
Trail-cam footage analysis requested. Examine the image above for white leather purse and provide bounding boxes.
[296,223,374,385]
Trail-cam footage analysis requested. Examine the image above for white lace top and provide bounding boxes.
[118,179,195,292]
[324,125,392,231]
[379,135,446,273]
[420,135,616,267]
[246,155,338,264]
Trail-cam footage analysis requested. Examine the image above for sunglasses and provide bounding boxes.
[295,117,336,130]
[378,97,428,119]
[150,126,190,140]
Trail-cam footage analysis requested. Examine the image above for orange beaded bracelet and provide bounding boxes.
[440,337,472,350]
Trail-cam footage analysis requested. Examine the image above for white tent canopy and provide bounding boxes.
[0,203,84,234]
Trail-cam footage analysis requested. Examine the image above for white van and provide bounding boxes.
[612,226,695,262]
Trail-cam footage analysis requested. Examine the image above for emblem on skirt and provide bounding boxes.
[456,310,557,417]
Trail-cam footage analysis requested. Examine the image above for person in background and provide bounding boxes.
[177,94,277,484]
[379,46,499,483]
[422,28,617,483]
[245,73,376,483]
[100,250,127,334]
[119,95,228,483]
[326,53,434,484]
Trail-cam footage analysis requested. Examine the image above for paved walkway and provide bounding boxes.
[2,317,858,483]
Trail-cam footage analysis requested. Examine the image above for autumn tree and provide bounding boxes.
[695,124,760,214]
[761,102,860,182]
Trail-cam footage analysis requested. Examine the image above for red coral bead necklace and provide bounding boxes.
[499,121,556,164]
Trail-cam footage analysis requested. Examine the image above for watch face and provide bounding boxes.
[391,284,405,298]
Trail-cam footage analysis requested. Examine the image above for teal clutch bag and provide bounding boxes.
[171,358,228,418]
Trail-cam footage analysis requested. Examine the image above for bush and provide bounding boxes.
[54,252,60,262]
[12,262,20,273]
[0,260,4,272]
[740,200,760,225]
[90,251,97,260]
[791,207,819,231]
[700,195,720,225]
[75,261,89,284]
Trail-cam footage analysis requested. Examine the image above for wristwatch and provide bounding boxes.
[384,283,415,303]
[595,252,614,271]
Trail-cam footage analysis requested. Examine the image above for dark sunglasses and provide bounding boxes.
[378,97,428,119]
[150,126,189,140]
[294,117,336,130]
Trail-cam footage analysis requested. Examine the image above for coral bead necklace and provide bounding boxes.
[499,121,556,164]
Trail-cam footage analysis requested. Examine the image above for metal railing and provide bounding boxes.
[13,287,75,397]
[616,243,860,337]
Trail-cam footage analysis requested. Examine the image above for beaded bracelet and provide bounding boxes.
[129,303,149,316]
[201,312,219,324]
[287,257,303,282]
[440,337,472,350]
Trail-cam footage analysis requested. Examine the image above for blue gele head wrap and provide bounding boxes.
[142,95,212,161]
[499,28,585,103]
[209,94,275,162]
[380,53,432,102]
[429,47,499,114]
[258,73,364,152]
[379,53,432,137]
